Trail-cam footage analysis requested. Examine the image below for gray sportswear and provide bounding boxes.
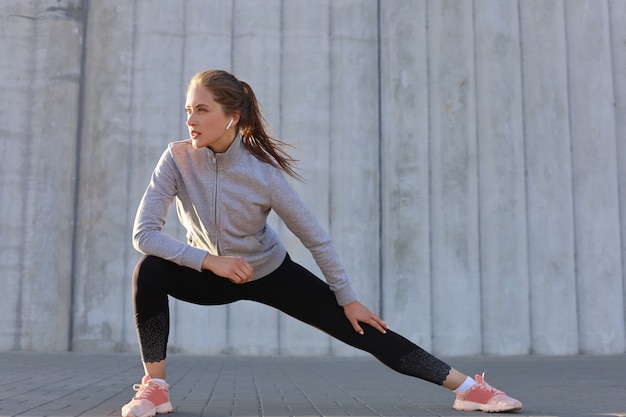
[133,135,357,306]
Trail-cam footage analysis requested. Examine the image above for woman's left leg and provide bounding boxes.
[243,256,456,386]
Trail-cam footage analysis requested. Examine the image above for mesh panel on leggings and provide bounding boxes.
[137,311,169,363]
[398,347,452,385]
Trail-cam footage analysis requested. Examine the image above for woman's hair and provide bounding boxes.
[188,69,300,179]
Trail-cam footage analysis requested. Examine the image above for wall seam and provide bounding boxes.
[606,0,626,340]
[516,0,533,353]
[470,0,484,354]
[68,0,90,352]
[226,0,236,353]
[425,0,434,352]
[562,0,581,354]
[277,0,285,355]
[327,0,333,355]
[376,0,384,317]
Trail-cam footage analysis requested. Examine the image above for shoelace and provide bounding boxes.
[132,381,158,400]
[477,373,505,395]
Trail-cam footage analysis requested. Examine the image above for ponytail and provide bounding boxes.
[188,70,301,180]
[238,80,301,180]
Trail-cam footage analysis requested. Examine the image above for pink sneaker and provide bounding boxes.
[121,375,174,417]
[453,373,522,413]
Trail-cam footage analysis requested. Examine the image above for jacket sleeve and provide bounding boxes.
[132,147,207,271]
[269,168,357,306]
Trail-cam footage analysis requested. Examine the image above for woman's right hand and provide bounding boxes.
[202,253,254,284]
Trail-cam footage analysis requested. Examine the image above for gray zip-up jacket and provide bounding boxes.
[133,134,357,306]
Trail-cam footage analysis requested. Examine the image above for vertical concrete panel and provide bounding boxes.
[474,1,530,354]
[0,1,36,350]
[121,1,188,355]
[379,1,432,350]
[565,1,625,353]
[71,0,135,352]
[1,0,82,351]
[329,0,380,356]
[230,0,282,354]
[428,0,481,355]
[22,0,83,352]
[169,0,234,356]
[609,0,626,350]
[519,0,579,355]
[279,0,333,355]
[182,0,233,81]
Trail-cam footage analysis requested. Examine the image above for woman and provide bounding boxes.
[121,69,522,417]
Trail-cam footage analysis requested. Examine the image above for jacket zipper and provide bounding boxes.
[212,152,221,255]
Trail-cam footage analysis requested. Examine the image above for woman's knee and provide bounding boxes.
[132,255,169,292]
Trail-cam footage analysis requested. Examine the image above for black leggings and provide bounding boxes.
[132,254,452,385]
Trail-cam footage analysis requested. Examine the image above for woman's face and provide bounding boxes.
[185,85,237,152]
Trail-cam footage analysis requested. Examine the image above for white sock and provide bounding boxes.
[152,378,167,385]
[454,376,476,393]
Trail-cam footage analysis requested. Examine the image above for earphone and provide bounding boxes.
[225,117,234,130]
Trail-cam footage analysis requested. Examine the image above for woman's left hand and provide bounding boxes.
[343,300,389,335]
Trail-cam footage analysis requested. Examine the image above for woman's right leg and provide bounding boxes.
[123,255,247,417]
[132,255,244,376]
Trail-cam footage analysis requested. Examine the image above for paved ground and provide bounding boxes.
[0,352,624,417]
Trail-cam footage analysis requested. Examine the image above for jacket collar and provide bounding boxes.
[206,133,245,169]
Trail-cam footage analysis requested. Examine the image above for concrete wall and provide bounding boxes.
[1,0,624,357]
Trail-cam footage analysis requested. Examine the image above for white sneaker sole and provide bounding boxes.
[121,401,173,417]
[454,399,522,413]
